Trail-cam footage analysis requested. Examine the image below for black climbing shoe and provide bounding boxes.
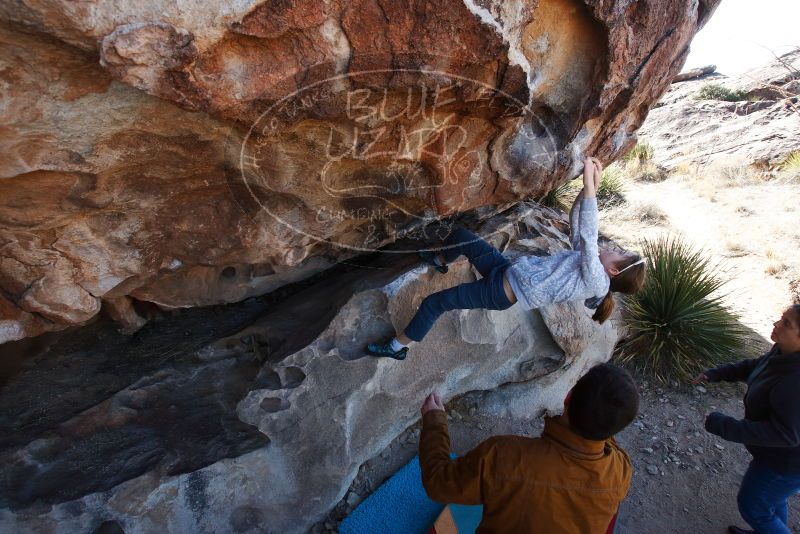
[728,526,754,534]
[366,341,408,361]
[418,250,448,274]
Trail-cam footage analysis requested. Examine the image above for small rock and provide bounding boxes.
[642,447,654,454]
[646,464,659,475]
[666,420,674,427]
[346,492,360,507]
[696,385,707,393]
[677,415,686,420]
[715,443,725,450]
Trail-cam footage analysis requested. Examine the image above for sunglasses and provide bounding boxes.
[617,257,647,274]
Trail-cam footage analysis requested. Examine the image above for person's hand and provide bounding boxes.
[692,373,709,385]
[591,157,603,190]
[582,157,597,197]
[421,392,445,416]
[704,411,727,436]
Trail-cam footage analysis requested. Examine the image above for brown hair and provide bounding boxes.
[790,304,800,329]
[568,363,639,440]
[592,253,647,324]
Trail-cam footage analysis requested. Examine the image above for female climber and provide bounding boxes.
[365,156,647,360]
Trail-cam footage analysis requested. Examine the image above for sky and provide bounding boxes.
[684,0,800,76]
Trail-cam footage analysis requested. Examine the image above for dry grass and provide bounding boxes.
[605,201,669,226]
[765,262,788,276]
[718,165,769,185]
[632,202,669,223]
[617,144,669,183]
[724,240,748,257]
[633,163,669,183]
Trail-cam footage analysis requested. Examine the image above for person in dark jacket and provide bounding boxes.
[695,304,800,534]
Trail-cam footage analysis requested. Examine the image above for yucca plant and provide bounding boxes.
[780,152,800,171]
[597,165,626,207]
[614,236,752,382]
[538,179,579,211]
[621,142,654,164]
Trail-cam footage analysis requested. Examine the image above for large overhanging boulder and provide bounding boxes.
[0,0,720,343]
[0,204,617,533]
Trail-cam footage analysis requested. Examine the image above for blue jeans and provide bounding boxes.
[738,461,800,534]
[404,227,512,342]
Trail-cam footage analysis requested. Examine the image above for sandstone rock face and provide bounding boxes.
[639,49,800,169]
[0,0,719,342]
[0,205,617,533]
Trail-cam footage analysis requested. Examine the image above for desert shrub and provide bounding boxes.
[622,142,654,164]
[597,165,626,207]
[780,152,800,171]
[718,164,766,184]
[632,162,669,182]
[540,163,627,211]
[538,179,579,211]
[771,152,800,183]
[630,202,668,224]
[694,83,748,102]
[614,236,752,382]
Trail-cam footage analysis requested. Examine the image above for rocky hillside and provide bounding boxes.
[638,49,800,169]
[0,0,719,343]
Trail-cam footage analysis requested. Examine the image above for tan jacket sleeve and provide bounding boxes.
[608,436,634,501]
[419,410,497,505]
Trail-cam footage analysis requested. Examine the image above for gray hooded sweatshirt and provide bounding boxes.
[506,197,610,310]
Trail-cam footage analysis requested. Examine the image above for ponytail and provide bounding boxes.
[592,291,616,324]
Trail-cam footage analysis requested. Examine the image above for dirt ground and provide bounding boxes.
[615,376,800,534]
